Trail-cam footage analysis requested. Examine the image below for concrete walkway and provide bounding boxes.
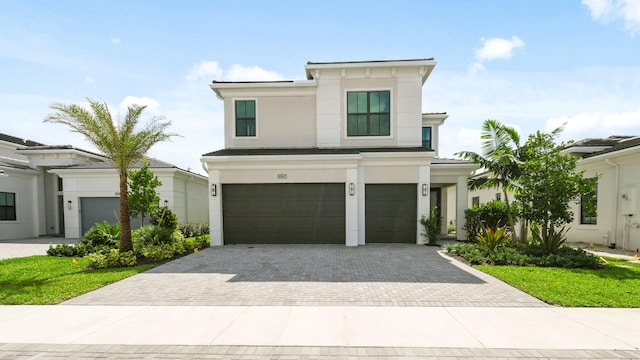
[1,243,639,359]
[0,237,80,260]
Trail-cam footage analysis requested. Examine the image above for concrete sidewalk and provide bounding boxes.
[0,305,638,350]
[0,237,80,260]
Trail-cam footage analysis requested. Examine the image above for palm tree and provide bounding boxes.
[45,98,177,252]
[456,119,522,241]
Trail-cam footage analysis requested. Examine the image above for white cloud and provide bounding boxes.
[546,109,640,142]
[583,0,640,35]
[475,36,525,62]
[225,64,284,81]
[110,36,121,44]
[185,61,285,82]
[118,96,161,115]
[186,61,223,81]
[85,76,95,83]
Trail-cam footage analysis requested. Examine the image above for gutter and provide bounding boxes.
[605,158,619,247]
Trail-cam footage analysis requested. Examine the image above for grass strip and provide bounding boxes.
[0,256,155,304]
[476,257,640,307]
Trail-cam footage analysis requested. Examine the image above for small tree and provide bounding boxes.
[128,159,162,226]
[516,128,597,252]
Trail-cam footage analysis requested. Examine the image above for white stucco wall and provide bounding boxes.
[0,168,40,240]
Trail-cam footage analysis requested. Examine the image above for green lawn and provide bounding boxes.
[476,257,640,307]
[0,256,155,305]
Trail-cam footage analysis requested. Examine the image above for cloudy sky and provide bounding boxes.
[1,0,639,174]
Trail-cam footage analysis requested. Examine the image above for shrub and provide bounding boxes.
[477,225,509,251]
[83,221,120,247]
[133,225,186,261]
[48,243,83,257]
[178,221,210,237]
[420,206,442,245]
[151,207,178,230]
[446,242,602,268]
[86,250,137,269]
[140,244,175,262]
[463,200,511,242]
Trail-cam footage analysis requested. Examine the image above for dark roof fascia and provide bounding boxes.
[203,147,434,157]
[0,133,45,147]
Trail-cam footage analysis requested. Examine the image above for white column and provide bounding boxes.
[208,170,223,246]
[456,175,469,241]
[357,166,366,245]
[417,165,430,244]
[345,168,358,246]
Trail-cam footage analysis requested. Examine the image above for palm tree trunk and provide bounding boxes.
[502,187,518,242]
[119,174,133,253]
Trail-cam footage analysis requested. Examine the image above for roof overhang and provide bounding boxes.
[210,80,318,100]
[305,58,437,84]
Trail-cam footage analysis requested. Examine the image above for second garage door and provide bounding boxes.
[222,183,345,244]
[80,197,141,234]
[365,184,417,243]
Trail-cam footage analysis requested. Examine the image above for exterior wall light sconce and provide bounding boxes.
[67,200,72,210]
[422,183,429,197]
[164,200,169,207]
[211,184,217,197]
[349,183,355,196]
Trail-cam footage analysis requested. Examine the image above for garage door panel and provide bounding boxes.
[365,184,417,243]
[80,197,141,234]
[222,184,345,244]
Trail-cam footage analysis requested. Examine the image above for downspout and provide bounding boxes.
[605,158,619,247]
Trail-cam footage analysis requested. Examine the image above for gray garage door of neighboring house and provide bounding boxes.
[222,183,345,244]
[80,197,141,234]
[365,184,417,243]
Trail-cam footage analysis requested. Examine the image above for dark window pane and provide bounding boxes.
[236,101,245,118]
[370,92,379,113]
[246,101,255,117]
[357,115,367,136]
[357,92,367,113]
[422,127,432,148]
[379,91,390,112]
[347,93,357,113]
[347,114,358,136]
[380,114,390,135]
[370,114,380,135]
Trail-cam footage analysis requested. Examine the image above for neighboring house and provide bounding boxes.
[201,58,476,246]
[0,133,208,240]
[467,135,640,251]
[563,136,640,251]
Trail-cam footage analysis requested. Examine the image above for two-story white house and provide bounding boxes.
[201,59,476,246]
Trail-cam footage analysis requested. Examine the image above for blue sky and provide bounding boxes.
[1,0,639,174]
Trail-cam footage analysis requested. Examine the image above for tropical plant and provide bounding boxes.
[83,221,120,248]
[516,128,598,249]
[456,119,522,241]
[477,224,509,251]
[420,206,442,245]
[128,158,162,226]
[45,98,177,252]
[530,222,568,254]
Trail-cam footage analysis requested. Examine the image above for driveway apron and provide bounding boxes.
[64,244,544,307]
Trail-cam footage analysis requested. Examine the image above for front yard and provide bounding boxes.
[476,257,640,307]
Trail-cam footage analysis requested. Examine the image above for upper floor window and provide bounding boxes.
[347,91,390,136]
[421,127,432,149]
[235,100,256,137]
[0,192,16,221]
[580,181,597,225]
[495,193,501,201]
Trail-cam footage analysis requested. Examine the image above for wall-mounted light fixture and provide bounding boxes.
[422,183,429,197]
[349,183,355,196]
[211,184,217,197]
[164,200,169,207]
[67,200,72,210]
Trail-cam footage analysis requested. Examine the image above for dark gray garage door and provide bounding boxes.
[365,184,417,243]
[222,183,345,244]
[80,197,141,234]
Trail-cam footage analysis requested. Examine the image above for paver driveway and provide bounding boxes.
[64,244,545,307]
